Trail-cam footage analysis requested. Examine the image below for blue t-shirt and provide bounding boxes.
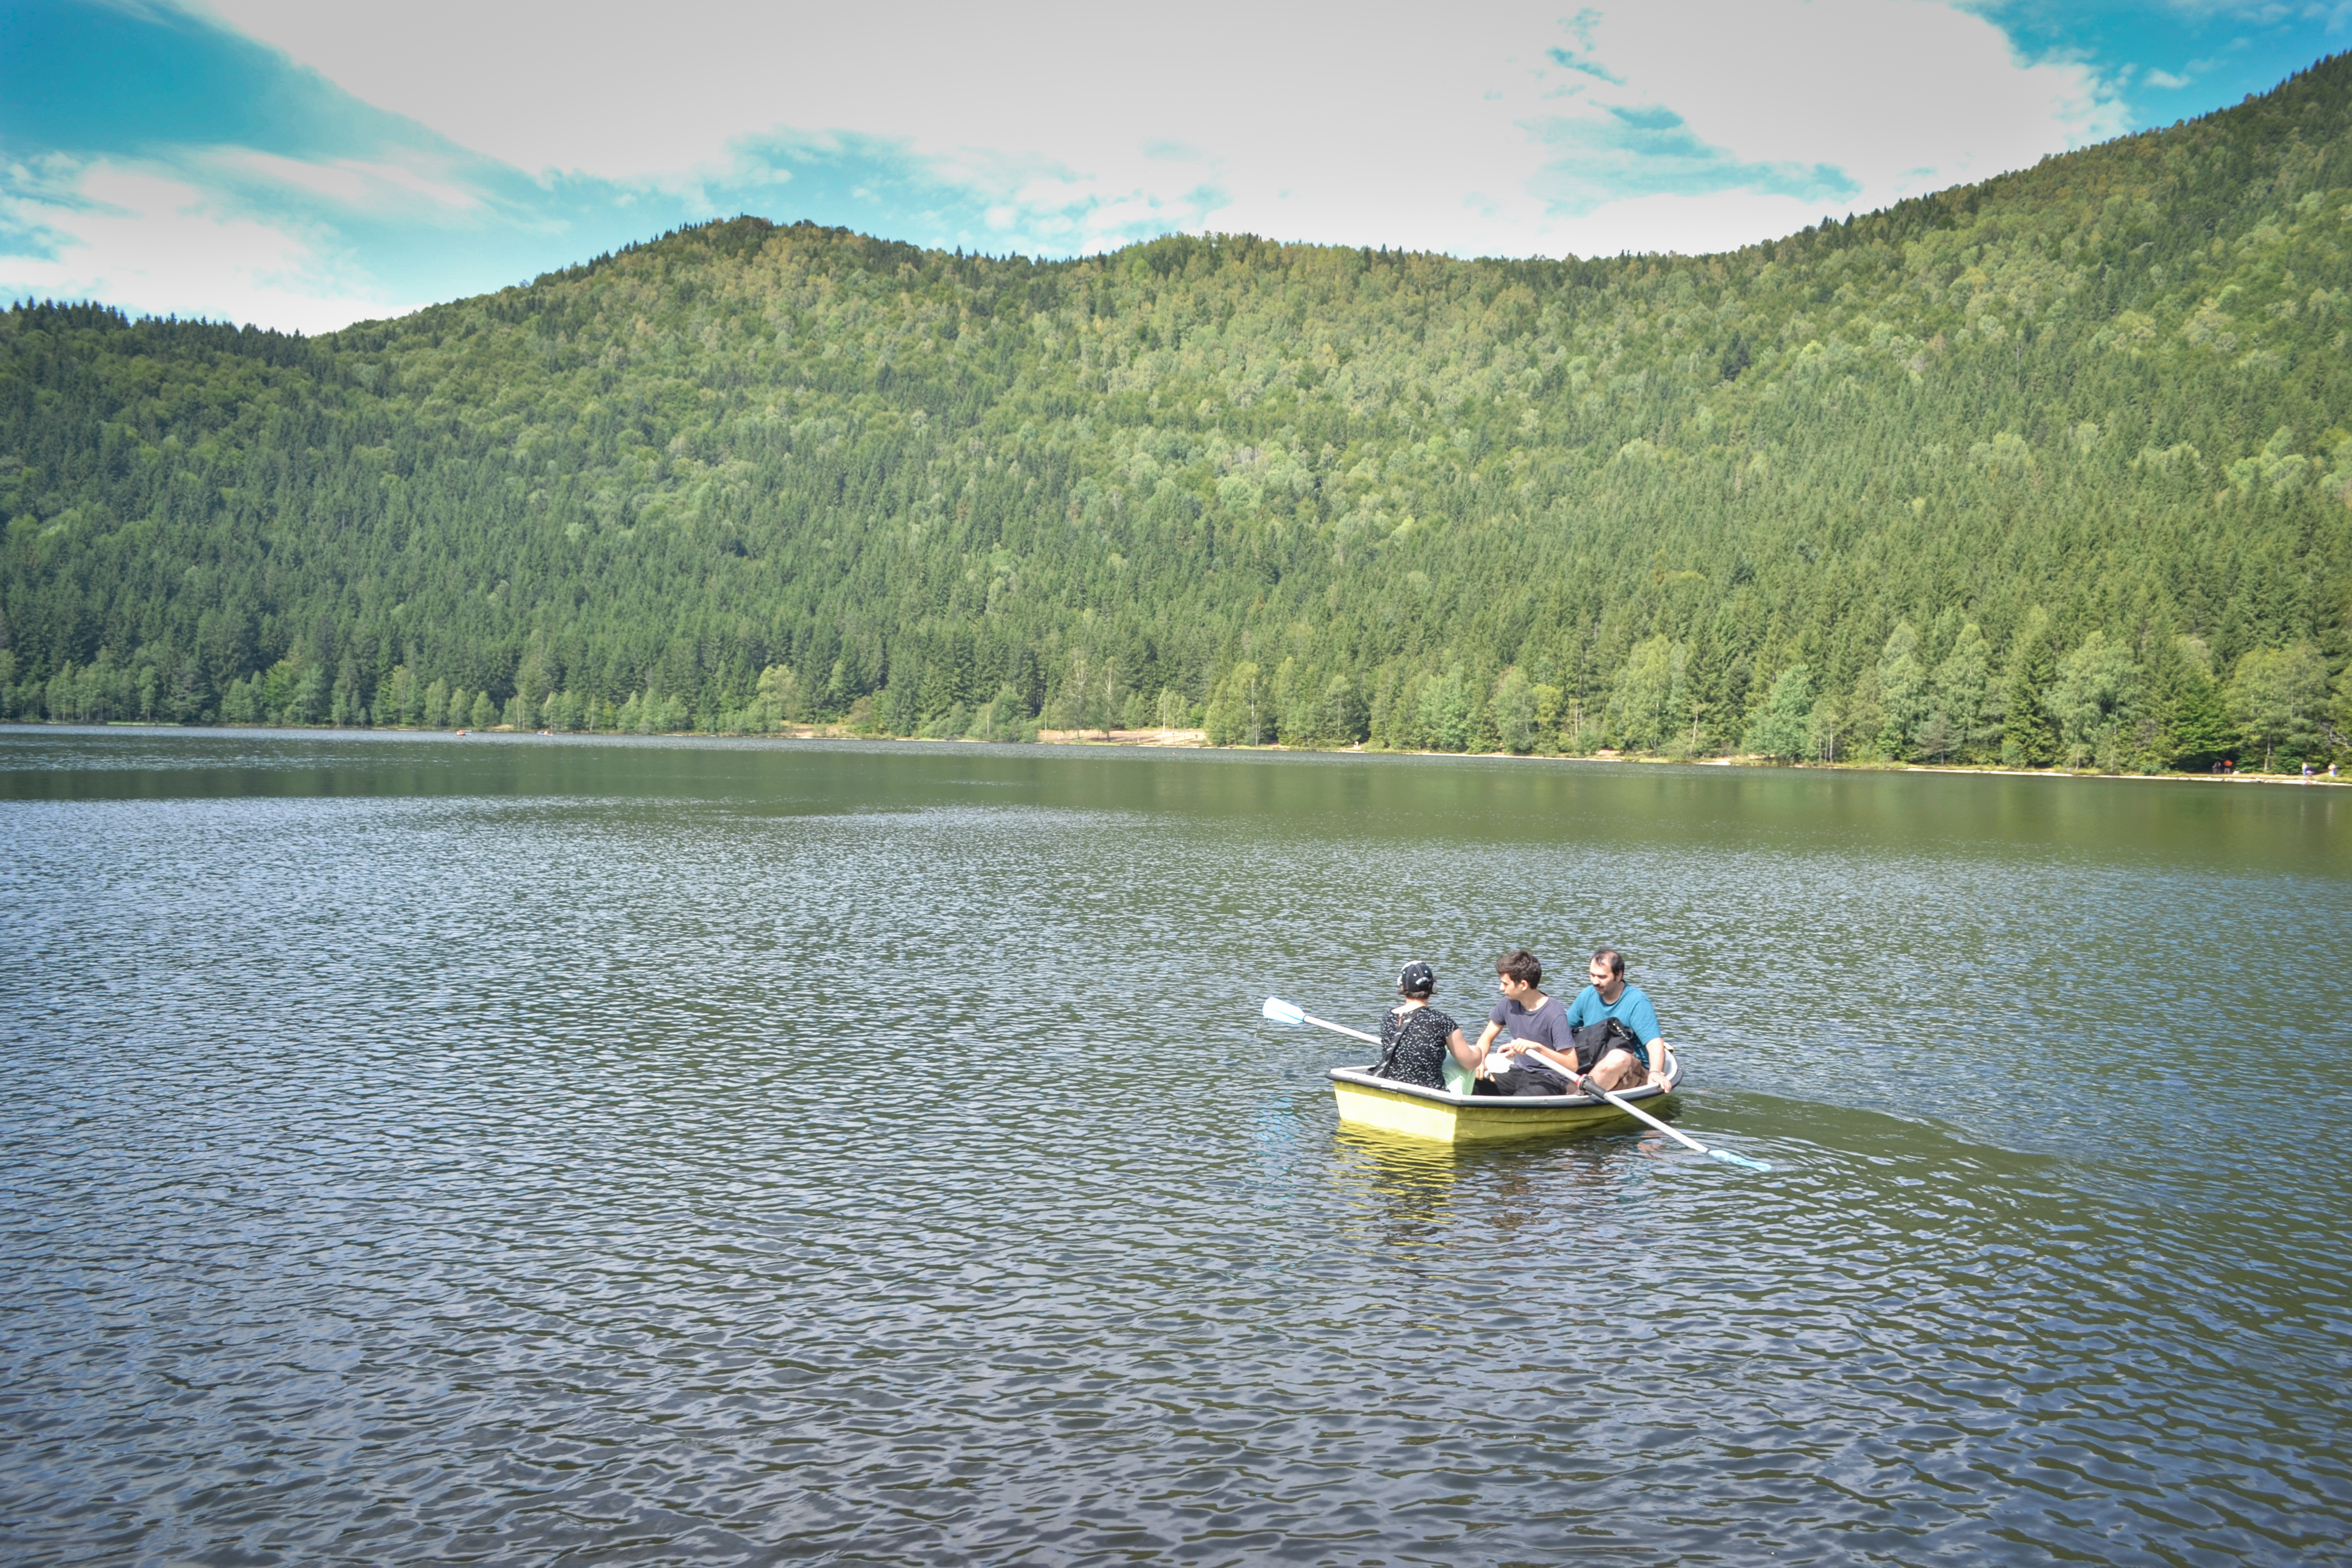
[1564,983,1661,1065]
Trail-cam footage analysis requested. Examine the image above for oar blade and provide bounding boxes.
[1707,1147,1773,1172]
[1261,996,1307,1026]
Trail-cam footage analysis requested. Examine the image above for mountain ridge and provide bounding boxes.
[5,52,2351,767]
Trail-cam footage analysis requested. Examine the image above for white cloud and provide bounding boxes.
[192,0,2128,258]
[1566,0,2129,203]
[218,150,486,216]
[0,156,422,332]
[2145,67,2194,88]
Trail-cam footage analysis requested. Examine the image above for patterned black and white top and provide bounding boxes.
[1375,1004,1460,1090]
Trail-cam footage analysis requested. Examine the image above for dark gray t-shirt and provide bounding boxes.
[1487,993,1572,1054]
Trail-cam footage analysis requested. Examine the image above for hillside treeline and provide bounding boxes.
[6,55,2352,769]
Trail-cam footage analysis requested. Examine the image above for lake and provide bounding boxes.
[3,730,2347,1565]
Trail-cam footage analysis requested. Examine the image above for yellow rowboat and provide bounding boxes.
[1329,1047,1684,1145]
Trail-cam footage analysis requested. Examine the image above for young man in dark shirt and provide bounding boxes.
[1474,948,1581,1096]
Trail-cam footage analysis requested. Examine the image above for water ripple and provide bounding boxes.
[2,735,2347,1565]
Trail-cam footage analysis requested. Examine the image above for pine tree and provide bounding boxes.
[1877,624,1928,761]
[1928,623,1993,762]
[2001,621,2060,767]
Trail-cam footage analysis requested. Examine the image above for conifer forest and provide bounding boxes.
[7,55,2352,770]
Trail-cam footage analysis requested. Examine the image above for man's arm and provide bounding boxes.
[1631,994,1663,1074]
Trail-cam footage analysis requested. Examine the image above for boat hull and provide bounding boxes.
[1329,1049,1682,1145]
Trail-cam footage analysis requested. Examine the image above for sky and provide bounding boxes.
[3,0,2348,333]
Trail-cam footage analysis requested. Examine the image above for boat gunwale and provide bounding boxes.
[1327,1047,1681,1111]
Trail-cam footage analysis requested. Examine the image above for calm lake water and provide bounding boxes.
[3,730,2348,1566]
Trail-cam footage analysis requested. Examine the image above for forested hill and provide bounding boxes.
[7,56,2352,768]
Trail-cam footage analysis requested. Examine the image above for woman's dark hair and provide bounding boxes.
[1496,948,1542,988]
[1591,946,1626,979]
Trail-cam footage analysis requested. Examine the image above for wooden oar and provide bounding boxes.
[1263,996,1772,1173]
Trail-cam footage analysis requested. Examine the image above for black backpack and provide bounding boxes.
[1572,1017,1642,1073]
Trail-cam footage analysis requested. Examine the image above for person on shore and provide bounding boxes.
[1474,948,1582,1096]
[1372,961,1483,1091]
[1563,947,1665,1093]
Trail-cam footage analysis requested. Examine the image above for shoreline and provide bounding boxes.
[1032,727,2346,786]
[16,719,2344,785]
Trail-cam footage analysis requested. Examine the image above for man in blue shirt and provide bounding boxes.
[1562,946,1665,1093]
